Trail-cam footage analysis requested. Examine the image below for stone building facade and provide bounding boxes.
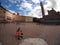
[44,8,60,20]
[40,2,60,20]
[0,5,33,23]
[12,13,33,22]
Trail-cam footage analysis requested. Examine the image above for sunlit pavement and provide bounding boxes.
[19,38,48,45]
[0,23,60,45]
[0,42,2,45]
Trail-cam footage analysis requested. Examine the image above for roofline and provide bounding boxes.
[0,5,13,14]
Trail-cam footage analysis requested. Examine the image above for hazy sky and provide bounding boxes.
[0,0,60,18]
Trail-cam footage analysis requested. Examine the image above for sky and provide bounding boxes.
[0,0,60,18]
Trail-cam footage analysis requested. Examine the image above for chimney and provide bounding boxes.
[17,13,20,15]
[40,2,45,18]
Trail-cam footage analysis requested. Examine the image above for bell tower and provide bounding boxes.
[40,2,45,18]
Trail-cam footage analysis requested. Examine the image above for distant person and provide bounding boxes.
[16,27,24,40]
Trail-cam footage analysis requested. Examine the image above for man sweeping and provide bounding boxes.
[16,27,23,40]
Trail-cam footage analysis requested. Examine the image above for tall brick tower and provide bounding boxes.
[40,2,45,18]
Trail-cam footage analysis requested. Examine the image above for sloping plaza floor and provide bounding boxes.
[0,23,60,45]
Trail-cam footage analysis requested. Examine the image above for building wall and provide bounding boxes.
[25,16,33,22]
[12,15,33,22]
[0,6,33,22]
[12,15,25,22]
[0,6,6,22]
[0,6,14,22]
[5,11,13,20]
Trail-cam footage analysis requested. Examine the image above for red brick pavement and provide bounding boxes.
[0,23,60,45]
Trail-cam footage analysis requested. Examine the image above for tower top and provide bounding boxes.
[40,1,45,18]
[40,2,43,6]
[0,2,1,6]
[52,8,54,10]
